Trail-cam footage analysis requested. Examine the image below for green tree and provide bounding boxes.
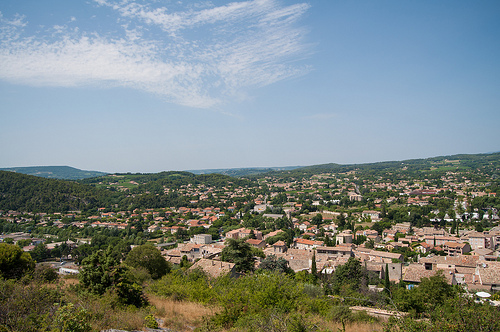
[384,263,390,294]
[258,254,293,274]
[124,244,170,280]
[392,271,455,317]
[0,243,35,279]
[29,243,50,262]
[16,239,32,248]
[79,249,146,306]
[311,251,317,277]
[327,257,364,295]
[312,213,323,225]
[331,305,353,332]
[52,303,91,332]
[221,238,256,273]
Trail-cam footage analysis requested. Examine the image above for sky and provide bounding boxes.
[1,0,499,173]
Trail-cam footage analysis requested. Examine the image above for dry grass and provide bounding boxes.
[61,276,79,287]
[61,286,148,332]
[148,295,220,331]
[320,321,384,332]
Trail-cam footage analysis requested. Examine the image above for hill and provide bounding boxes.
[0,171,119,213]
[254,152,500,180]
[0,166,108,180]
[1,152,498,213]
[0,170,255,213]
[187,166,301,177]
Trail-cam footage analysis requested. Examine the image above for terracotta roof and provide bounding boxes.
[245,239,265,246]
[188,258,235,278]
[419,255,478,268]
[477,261,500,285]
[444,242,467,248]
[294,238,323,246]
[403,264,455,284]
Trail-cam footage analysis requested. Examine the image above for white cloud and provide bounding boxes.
[0,0,311,108]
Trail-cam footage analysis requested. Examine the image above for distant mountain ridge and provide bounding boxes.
[0,166,108,180]
[3,151,499,180]
[187,166,301,177]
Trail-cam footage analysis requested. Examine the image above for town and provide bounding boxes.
[2,156,499,290]
[1,154,499,331]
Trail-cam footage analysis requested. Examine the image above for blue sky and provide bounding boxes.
[1,0,499,173]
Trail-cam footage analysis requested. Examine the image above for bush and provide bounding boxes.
[124,244,170,280]
[0,279,61,332]
[149,269,216,304]
[52,303,91,332]
[0,243,35,279]
[33,265,59,283]
[144,314,158,329]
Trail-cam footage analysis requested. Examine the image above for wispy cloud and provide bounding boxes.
[0,0,311,108]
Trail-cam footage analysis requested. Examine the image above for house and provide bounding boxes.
[362,210,381,221]
[367,233,381,243]
[254,204,272,213]
[349,193,363,201]
[316,246,354,258]
[293,238,323,250]
[476,261,500,291]
[225,228,263,241]
[192,234,212,245]
[322,223,338,233]
[336,230,353,245]
[402,263,456,285]
[466,232,494,251]
[148,224,160,233]
[303,232,316,239]
[264,229,284,240]
[188,259,237,278]
[272,241,287,253]
[419,255,479,271]
[424,236,460,247]
[356,250,404,263]
[298,222,310,232]
[365,262,402,282]
[415,242,433,254]
[245,239,266,250]
[178,244,204,261]
[263,214,285,220]
[443,242,471,256]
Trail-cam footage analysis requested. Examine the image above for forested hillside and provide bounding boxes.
[1,152,499,213]
[0,166,107,180]
[256,152,500,183]
[0,171,120,213]
[0,171,255,213]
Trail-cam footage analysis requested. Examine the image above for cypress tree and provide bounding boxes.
[311,251,317,283]
[384,263,390,294]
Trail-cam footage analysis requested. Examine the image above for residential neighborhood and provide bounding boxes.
[1,156,500,293]
[1,154,500,331]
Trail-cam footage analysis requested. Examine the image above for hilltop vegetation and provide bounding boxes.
[0,170,254,213]
[0,171,120,213]
[0,166,107,180]
[256,152,500,181]
[1,152,499,214]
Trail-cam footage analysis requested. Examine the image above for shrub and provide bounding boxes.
[52,303,91,332]
[0,279,61,332]
[0,243,35,279]
[33,265,58,283]
[144,314,158,329]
